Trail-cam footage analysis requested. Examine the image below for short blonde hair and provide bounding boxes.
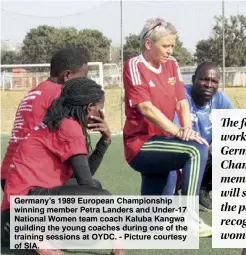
[139,18,177,51]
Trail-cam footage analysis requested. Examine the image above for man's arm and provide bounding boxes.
[218,92,234,109]
[208,93,233,155]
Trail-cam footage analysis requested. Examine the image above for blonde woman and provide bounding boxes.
[123,17,211,237]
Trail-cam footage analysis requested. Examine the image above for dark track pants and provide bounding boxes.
[1,178,108,247]
[163,152,212,195]
[129,136,208,197]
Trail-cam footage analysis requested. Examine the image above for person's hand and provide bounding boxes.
[88,110,111,143]
[192,136,209,147]
[176,128,209,147]
[176,127,198,141]
[178,127,194,141]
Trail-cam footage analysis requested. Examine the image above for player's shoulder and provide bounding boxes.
[124,54,143,70]
[183,85,194,104]
[123,55,145,86]
[30,80,62,103]
[184,84,192,94]
[163,56,179,73]
[213,90,233,108]
[213,90,228,102]
[164,56,184,81]
[214,89,227,97]
[165,56,179,68]
[36,79,62,92]
[58,118,84,140]
[60,118,81,130]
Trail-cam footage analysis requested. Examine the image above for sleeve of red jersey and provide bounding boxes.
[123,58,151,107]
[172,58,186,102]
[55,119,88,163]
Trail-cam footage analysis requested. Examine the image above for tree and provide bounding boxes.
[77,29,111,62]
[1,50,21,65]
[123,33,193,66]
[21,25,60,64]
[20,25,111,64]
[110,46,121,64]
[1,41,22,64]
[172,37,194,66]
[123,34,140,62]
[195,15,246,67]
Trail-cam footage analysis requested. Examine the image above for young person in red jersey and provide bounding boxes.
[1,78,124,255]
[1,47,90,190]
[1,48,109,253]
[123,17,212,237]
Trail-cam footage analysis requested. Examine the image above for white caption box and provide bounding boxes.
[10,195,199,250]
[212,109,246,248]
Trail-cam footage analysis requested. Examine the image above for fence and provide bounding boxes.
[180,66,246,88]
[1,64,246,90]
[1,63,246,134]
[0,62,121,90]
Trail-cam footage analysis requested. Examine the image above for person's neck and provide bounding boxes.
[191,87,207,107]
[142,51,160,68]
[48,77,60,84]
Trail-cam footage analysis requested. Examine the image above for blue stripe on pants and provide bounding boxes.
[129,136,208,197]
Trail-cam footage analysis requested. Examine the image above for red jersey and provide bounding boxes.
[1,80,62,180]
[1,118,87,211]
[123,54,186,163]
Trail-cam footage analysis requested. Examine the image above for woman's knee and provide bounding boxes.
[189,142,208,161]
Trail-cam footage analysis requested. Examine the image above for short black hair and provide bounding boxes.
[50,47,91,77]
[194,61,219,78]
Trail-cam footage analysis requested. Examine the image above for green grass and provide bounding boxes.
[0,134,241,255]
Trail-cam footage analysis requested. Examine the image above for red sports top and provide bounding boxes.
[123,54,186,163]
[1,118,87,211]
[1,80,62,180]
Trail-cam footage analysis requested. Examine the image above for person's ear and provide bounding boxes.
[58,70,70,84]
[87,103,94,115]
[192,75,195,85]
[145,39,152,50]
[64,70,71,82]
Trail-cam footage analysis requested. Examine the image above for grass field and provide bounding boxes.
[0,134,242,255]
